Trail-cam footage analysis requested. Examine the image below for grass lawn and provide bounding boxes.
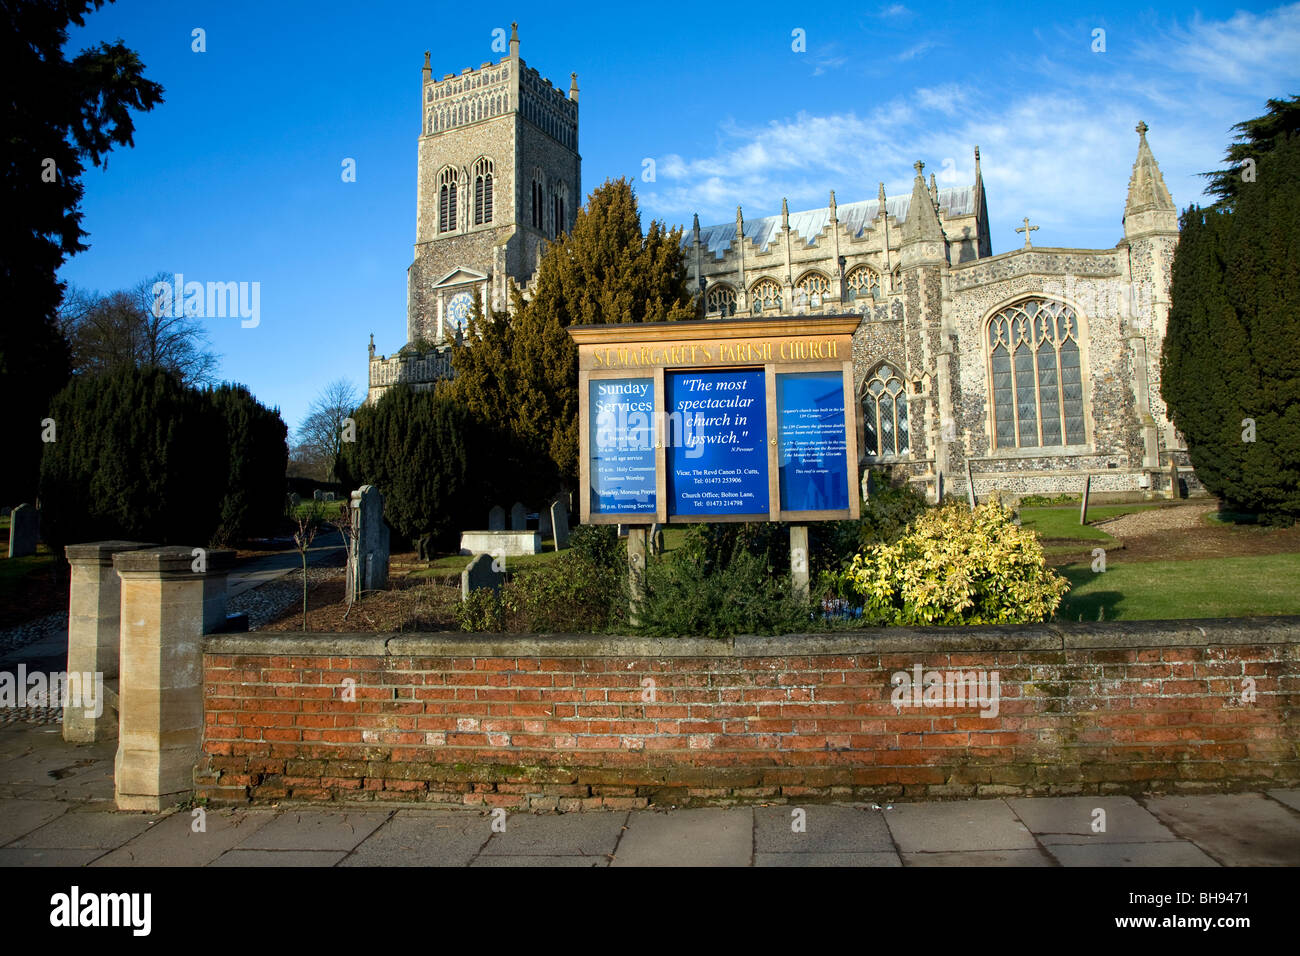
[406,525,692,578]
[1019,503,1160,542]
[1057,551,1300,621]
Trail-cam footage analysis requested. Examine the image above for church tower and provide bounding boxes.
[406,23,581,344]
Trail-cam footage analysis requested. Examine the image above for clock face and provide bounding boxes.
[446,292,474,333]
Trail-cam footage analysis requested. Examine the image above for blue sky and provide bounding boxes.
[58,0,1300,436]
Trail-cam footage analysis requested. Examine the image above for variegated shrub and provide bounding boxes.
[843,499,1069,625]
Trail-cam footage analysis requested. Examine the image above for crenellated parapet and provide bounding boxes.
[366,347,455,405]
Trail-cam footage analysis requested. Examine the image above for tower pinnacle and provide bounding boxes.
[1123,121,1177,239]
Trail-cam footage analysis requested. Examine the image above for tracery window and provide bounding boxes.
[438,167,458,233]
[750,278,783,314]
[473,158,494,225]
[988,298,1086,449]
[862,364,909,457]
[794,272,831,307]
[845,266,881,302]
[705,284,737,317]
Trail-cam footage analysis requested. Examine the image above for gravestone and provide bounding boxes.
[550,498,570,550]
[287,492,301,510]
[324,491,336,502]
[510,501,527,531]
[861,471,874,502]
[462,553,502,600]
[313,489,324,501]
[347,485,390,603]
[539,500,553,539]
[7,503,37,558]
[488,505,506,531]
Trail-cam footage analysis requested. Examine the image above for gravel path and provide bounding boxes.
[230,565,340,630]
[0,612,67,657]
[1092,501,1218,538]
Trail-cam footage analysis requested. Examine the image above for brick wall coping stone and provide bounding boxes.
[205,616,1300,658]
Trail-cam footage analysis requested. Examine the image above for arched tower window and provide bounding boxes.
[438,167,458,234]
[987,298,1086,449]
[705,284,737,317]
[750,278,783,314]
[862,363,910,458]
[795,271,831,307]
[530,169,544,230]
[473,158,494,225]
[550,182,568,238]
[845,266,881,302]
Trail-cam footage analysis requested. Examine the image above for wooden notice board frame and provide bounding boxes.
[572,315,862,526]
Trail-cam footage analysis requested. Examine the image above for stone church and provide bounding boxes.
[369,24,1194,500]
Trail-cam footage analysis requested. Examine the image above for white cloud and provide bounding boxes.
[895,40,938,61]
[875,3,912,18]
[1134,3,1300,87]
[637,4,1300,250]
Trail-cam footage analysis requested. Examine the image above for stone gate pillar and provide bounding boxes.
[63,541,154,742]
[112,546,234,811]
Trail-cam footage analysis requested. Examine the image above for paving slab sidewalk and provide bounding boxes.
[2,724,1299,867]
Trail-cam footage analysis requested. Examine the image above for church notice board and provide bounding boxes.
[570,315,862,525]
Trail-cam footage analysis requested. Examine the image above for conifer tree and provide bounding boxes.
[1163,108,1300,523]
[442,177,696,492]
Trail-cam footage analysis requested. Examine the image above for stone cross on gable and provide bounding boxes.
[1015,216,1039,249]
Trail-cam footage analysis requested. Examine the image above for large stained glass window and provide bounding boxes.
[988,299,1086,449]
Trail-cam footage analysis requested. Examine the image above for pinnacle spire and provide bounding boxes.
[509,22,519,58]
[902,160,943,245]
[1123,121,1177,238]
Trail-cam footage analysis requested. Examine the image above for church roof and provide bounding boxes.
[687,186,977,257]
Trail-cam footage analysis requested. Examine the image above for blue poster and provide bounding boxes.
[666,369,768,516]
[589,378,656,514]
[777,371,849,512]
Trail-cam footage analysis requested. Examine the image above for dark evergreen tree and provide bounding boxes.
[39,367,214,547]
[1,0,164,504]
[208,384,289,546]
[1163,117,1300,523]
[1202,94,1300,209]
[39,369,289,547]
[441,178,695,490]
[339,385,492,549]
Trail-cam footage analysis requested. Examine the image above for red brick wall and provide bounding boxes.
[197,624,1300,808]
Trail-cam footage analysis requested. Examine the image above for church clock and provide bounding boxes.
[446,291,474,334]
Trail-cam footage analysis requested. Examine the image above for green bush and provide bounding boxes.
[39,367,287,549]
[567,524,622,571]
[455,586,509,632]
[454,546,626,634]
[505,548,627,633]
[636,546,814,638]
[842,499,1069,625]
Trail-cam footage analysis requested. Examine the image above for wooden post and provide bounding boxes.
[1168,455,1180,500]
[965,461,976,510]
[627,526,648,626]
[790,525,809,603]
[1080,475,1092,525]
